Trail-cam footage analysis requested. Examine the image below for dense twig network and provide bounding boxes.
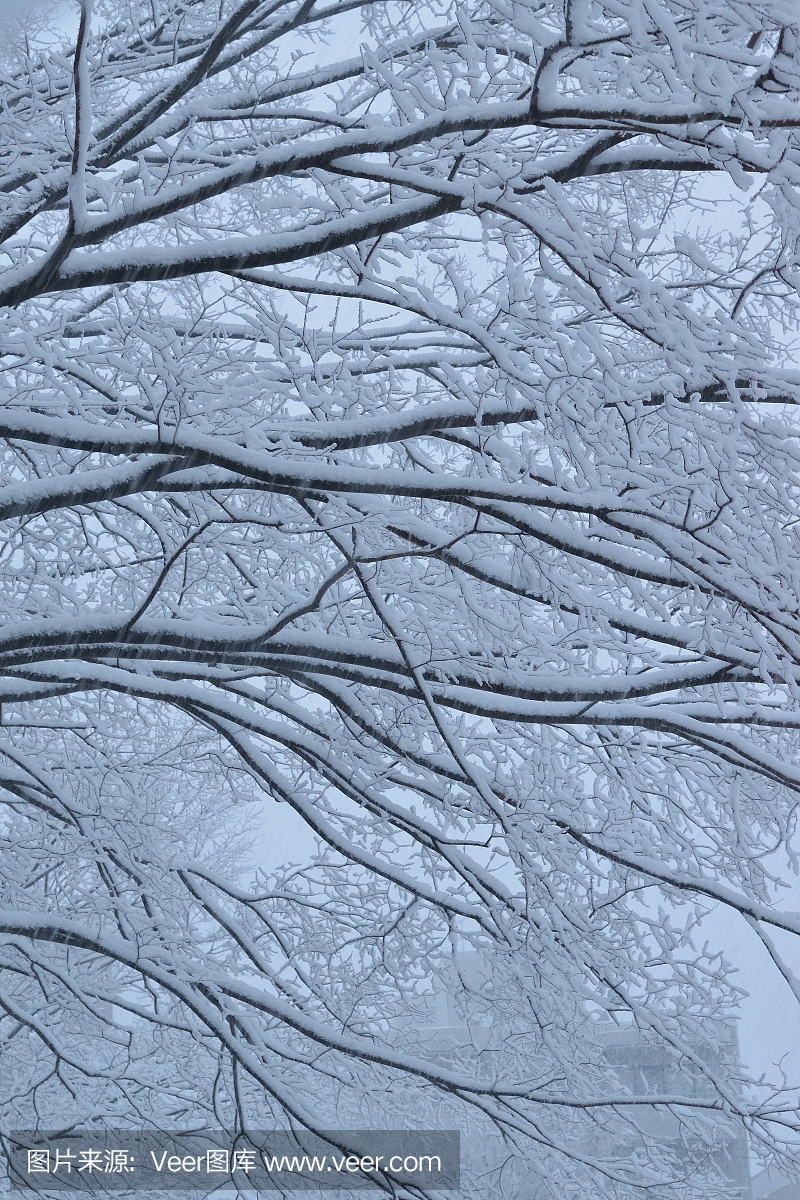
[1,1,800,1195]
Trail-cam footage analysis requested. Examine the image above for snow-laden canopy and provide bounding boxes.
[2,1,800,1195]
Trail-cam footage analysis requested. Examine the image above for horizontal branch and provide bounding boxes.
[0,193,462,306]
[0,619,742,703]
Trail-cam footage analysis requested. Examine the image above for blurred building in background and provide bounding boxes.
[409,953,771,1200]
[753,1170,800,1200]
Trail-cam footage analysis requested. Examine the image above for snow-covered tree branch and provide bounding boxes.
[2,0,800,1195]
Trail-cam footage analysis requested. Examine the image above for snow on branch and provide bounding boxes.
[2,1,800,1196]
